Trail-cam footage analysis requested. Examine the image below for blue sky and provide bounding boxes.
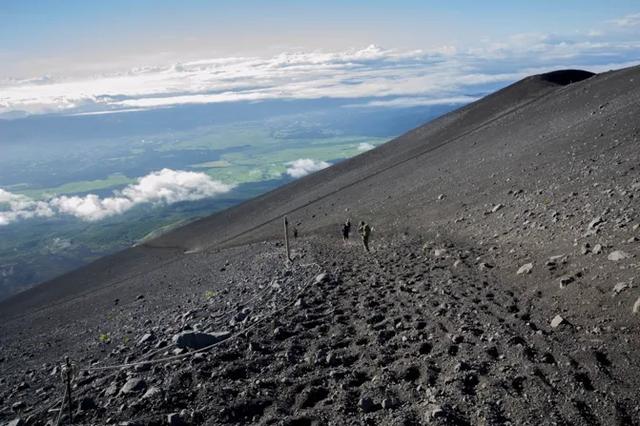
[1,1,639,77]
[0,1,639,117]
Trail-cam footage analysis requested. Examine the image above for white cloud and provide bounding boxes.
[610,12,640,28]
[1,28,639,118]
[0,189,55,225]
[1,17,640,118]
[0,169,233,224]
[285,159,331,178]
[357,142,375,151]
[347,95,480,109]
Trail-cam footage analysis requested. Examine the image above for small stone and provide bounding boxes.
[588,217,603,230]
[142,386,162,399]
[120,378,146,395]
[613,282,629,295]
[167,413,185,426]
[358,396,376,413]
[433,248,447,257]
[138,333,154,346]
[580,244,590,255]
[438,194,446,200]
[136,294,145,300]
[314,273,330,284]
[11,401,26,411]
[593,244,603,254]
[273,327,289,340]
[478,262,494,270]
[516,263,533,275]
[77,397,97,411]
[381,398,396,409]
[426,404,446,420]
[559,275,575,288]
[491,204,504,213]
[633,297,640,315]
[608,250,630,261]
[550,315,566,328]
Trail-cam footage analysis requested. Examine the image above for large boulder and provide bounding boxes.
[173,331,231,350]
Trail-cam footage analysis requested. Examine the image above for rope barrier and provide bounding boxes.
[54,384,68,426]
[76,262,321,374]
[46,258,324,424]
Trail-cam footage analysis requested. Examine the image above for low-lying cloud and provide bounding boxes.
[2,14,640,118]
[357,142,375,152]
[0,169,233,225]
[285,159,331,178]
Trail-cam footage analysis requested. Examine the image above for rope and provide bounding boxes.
[54,382,68,426]
[79,263,322,373]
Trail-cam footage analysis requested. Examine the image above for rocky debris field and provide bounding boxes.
[1,233,639,425]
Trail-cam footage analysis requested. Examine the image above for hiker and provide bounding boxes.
[342,219,351,242]
[358,221,372,252]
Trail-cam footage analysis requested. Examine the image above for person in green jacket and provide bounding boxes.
[358,221,372,252]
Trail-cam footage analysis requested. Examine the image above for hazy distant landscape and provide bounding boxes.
[0,98,465,298]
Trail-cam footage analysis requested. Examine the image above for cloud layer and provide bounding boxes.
[2,16,640,117]
[0,169,233,225]
[285,159,331,178]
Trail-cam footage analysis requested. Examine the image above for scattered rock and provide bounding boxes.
[138,333,154,346]
[358,395,376,413]
[608,250,630,261]
[588,217,604,230]
[433,248,447,257]
[77,397,97,412]
[559,275,575,288]
[613,282,629,295]
[173,331,231,350]
[120,378,146,395]
[314,273,330,284]
[381,398,396,410]
[516,263,533,275]
[167,413,185,426]
[633,297,640,315]
[11,401,25,411]
[491,204,504,213]
[478,262,494,270]
[550,315,566,329]
[592,244,603,254]
[142,386,162,400]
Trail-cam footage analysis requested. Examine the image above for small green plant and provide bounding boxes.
[99,333,110,343]
[204,290,217,300]
[123,335,131,344]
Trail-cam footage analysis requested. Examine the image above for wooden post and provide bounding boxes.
[283,216,292,262]
[65,356,73,423]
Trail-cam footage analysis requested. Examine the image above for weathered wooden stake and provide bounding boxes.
[65,356,73,423]
[283,216,292,262]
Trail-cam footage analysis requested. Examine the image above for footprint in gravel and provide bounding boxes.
[296,386,329,409]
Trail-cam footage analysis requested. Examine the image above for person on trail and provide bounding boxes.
[358,221,372,252]
[342,219,351,242]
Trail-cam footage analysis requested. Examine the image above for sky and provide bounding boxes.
[0,1,639,116]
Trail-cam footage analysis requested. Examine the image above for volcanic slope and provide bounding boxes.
[1,65,640,425]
